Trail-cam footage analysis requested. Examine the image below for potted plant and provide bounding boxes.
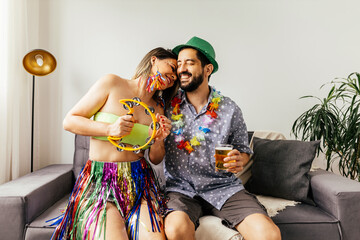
[292,72,360,181]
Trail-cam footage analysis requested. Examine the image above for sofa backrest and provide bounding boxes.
[73,134,90,178]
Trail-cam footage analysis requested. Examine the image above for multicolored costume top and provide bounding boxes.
[92,112,151,149]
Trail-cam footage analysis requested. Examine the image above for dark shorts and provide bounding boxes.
[166,190,268,229]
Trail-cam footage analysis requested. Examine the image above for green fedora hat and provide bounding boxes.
[173,36,218,73]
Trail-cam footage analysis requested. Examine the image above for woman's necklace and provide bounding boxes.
[170,88,223,154]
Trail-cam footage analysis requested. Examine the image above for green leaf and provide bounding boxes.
[292,72,360,180]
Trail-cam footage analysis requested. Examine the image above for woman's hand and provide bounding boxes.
[107,114,135,137]
[150,114,172,142]
[148,114,172,164]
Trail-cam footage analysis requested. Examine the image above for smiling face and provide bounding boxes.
[177,48,207,92]
[151,57,178,90]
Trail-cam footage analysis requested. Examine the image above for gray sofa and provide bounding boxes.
[1,133,360,240]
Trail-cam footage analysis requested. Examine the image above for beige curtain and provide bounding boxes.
[0,0,32,184]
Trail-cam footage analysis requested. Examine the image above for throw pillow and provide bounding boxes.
[245,137,320,205]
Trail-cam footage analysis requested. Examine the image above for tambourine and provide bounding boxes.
[107,97,160,153]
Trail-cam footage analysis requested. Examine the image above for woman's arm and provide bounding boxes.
[148,114,171,165]
[63,74,134,137]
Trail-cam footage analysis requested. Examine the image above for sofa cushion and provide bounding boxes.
[237,131,286,185]
[273,204,341,240]
[245,137,319,204]
[24,194,70,240]
[195,216,239,240]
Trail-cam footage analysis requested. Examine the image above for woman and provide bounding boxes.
[52,48,178,240]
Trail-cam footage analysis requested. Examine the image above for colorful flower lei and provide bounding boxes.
[170,88,223,154]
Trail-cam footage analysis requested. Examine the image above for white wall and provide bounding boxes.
[29,0,360,169]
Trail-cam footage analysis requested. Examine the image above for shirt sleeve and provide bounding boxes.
[228,104,253,155]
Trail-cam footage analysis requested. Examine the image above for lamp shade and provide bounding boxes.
[23,49,57,76]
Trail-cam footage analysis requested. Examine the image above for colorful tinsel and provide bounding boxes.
[146,71,168,93]
[170,88,223,154]
[50,159,166,240]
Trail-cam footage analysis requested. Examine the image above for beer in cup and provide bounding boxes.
[215,144,233,171]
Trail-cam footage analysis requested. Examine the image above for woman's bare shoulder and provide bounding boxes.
[101,73,126,82]
[96,74,129,87]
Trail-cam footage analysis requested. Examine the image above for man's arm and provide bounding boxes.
[224,102,252,173]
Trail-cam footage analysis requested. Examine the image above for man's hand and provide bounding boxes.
[223,149,250,173]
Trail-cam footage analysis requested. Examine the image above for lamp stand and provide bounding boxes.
[31,75,35,172]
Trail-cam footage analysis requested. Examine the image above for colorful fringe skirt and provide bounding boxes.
[50,158,166,240]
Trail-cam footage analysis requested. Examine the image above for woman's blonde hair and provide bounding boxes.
[132,47,179,108]
[132,47,175,79]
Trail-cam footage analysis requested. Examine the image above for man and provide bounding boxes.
[163,36,281,240]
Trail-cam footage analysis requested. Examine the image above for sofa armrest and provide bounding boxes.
[309,169,360,240]
[0,164,73,240]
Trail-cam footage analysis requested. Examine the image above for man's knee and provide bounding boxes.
[237,213,281,240]
[259,223,281,240]
[164,211,195,239]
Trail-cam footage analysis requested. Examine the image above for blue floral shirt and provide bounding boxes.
[164,87,252,210]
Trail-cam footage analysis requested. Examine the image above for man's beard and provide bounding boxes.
[180,71,204,92]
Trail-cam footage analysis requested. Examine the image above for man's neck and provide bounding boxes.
[185,83,210,114]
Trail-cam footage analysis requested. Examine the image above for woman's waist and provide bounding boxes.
[89,139,145,163]
[88,158,145,167]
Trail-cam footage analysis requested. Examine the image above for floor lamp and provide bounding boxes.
[23,49,57,172]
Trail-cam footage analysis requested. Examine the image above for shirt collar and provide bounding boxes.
[178,86,215,106]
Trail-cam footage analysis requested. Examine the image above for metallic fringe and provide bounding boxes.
[50,158,166,240]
